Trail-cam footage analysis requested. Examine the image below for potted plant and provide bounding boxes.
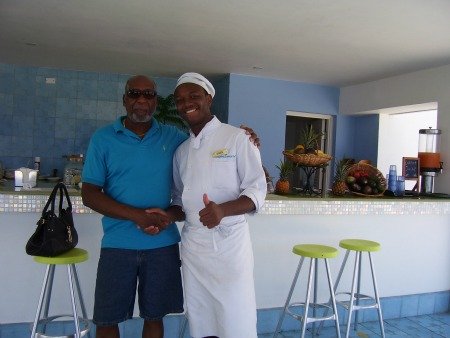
[154,94,188,131]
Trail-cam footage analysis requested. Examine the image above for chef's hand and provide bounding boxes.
[240,125,260,148]
[140,208,170,235]
[199,193,224,229]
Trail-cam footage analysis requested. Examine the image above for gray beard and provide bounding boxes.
[129,113,152,123]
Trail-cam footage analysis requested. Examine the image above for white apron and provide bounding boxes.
[181,221,257,338]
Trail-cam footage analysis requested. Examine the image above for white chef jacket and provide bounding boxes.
[172,116,266,338]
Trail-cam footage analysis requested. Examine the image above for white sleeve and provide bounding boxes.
[236,132,267,212]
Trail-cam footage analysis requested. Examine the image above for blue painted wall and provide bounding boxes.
[353,114,380,164]
[227,73,341,178]
[211,75,230,123]
[0,62,176,176]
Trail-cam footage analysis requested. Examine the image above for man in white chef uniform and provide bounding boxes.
[171,73,267,338]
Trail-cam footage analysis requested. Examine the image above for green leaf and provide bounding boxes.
[154,94,189,131]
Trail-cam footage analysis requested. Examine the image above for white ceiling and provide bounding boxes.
[1,0,450,87]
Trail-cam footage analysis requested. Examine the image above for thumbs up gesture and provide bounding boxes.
[199,193,224,229]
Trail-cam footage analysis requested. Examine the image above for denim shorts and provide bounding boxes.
[93,244,184,326]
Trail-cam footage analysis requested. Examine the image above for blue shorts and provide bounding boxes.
[93,244,184,326]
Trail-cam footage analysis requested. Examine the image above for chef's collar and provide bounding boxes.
[190,116,221,149]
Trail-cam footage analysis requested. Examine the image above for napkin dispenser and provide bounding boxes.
[15,168,38,188]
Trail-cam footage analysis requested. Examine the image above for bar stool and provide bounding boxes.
[333,239,385,338]
[30,248,91,338]
[273,244,341,338]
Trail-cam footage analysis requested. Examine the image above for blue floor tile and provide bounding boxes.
[266,312,450,338]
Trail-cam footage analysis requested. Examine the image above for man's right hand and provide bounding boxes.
[134,208,170,235]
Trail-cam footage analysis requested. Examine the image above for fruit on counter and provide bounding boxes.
[300,125,324,154]
[293,144,305,154]
[331,159,351,196]
[346,176,356,184]
[347,170,384,195]
[275,159,293,194]
[285,146,329,157]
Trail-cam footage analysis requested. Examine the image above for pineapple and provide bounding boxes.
[275,159,293,194]
[332,159,351,196]
[299,125,324,154]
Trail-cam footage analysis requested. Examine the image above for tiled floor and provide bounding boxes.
[262,312,450,337]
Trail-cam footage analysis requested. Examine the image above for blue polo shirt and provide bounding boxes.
[83,116,188,250]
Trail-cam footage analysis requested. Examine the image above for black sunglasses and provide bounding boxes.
[126,89,157,100]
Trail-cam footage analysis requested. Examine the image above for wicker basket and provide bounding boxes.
[283,151,332,167]
[347,162,387,197]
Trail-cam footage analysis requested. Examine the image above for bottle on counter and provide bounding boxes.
[34,157,41,173]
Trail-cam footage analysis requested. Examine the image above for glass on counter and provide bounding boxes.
[63,154,84,186]
[396,176,405,196]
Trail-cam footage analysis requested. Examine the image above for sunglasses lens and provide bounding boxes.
[127,89,157,99]
[143,90,157,99]
[127,90,140,98]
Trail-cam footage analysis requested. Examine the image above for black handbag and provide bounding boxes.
[26,182,78,257]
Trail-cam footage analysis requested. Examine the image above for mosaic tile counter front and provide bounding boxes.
[1,192,449,215]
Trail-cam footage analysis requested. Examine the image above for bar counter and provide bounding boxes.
[1,179,449,215]
[1,180,449,326]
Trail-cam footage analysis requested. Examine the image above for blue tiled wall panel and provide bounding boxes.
[0,62,177,175]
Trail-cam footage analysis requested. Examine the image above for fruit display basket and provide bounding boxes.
[283,151,332,167]
[347,162,387,197]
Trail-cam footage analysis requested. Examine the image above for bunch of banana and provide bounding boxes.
[285,145,328,157]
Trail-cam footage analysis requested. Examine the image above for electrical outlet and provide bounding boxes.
[45,77,56,84]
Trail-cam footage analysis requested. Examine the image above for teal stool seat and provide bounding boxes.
[31,248,91,338]
[274,244,341,338]
[332,239,385,338]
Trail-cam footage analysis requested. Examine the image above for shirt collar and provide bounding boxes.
[114,116,160,138]
[190,116,221,149]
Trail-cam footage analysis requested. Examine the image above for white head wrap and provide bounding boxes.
[175,72,215,98]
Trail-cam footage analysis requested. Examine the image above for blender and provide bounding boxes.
[418,128,443,194]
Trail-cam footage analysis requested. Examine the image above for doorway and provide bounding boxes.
[285,111,333,194]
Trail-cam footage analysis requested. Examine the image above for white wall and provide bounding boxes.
[340,64,450,193]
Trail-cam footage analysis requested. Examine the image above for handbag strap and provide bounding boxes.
[42,183,60,216]
[58,182,72,213]
[42,183,72,217]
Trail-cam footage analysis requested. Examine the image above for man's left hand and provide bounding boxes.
[199,194,224,229]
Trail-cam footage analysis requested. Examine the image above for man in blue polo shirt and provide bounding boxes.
[82,75,187,338]
[82,75,259,338]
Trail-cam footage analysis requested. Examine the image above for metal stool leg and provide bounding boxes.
[368,252,385,338]
[67,264,81,338]
[273,256,305,337]
[300,258,315,338]
[42,265,55,321]
[345,250,360,338]
[317,249,350,334]
[354,252,362,331]
[324,258,341,338]
[31,264,53,338]
[72,264,91,338]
